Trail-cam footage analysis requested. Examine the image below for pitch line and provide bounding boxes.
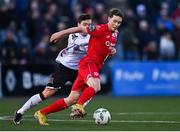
[2,111,180,117]
[1,117,180,124]
[1,115,180,124]
[1,112,180,119]
[113,112,180,115]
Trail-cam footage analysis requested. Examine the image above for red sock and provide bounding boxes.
[40,98,67,115]
[77,87,95,105]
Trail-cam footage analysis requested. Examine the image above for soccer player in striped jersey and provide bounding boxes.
[13,14,92,125]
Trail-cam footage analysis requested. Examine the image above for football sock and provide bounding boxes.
[40,98,67,115]
[83,98,92,107]
[17,94,42,114]
[77,87,95,105]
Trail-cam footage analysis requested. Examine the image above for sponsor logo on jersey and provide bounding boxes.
[105,41,115,47]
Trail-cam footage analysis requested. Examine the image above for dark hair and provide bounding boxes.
[108,8,124,19]
[78,14,92,23]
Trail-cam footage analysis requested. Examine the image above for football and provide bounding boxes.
[93,108,111,125]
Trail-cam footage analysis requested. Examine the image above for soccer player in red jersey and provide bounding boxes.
[34,8,123,125]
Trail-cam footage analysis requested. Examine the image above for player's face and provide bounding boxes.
[78,19,92,35]
[108,15,122,32]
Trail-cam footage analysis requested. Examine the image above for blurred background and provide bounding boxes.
[0,0,180,97]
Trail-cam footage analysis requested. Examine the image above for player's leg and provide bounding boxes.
[71,97,92,113]
[71,78,100,118]
[13,72,60,125]
[13,63,77,125]
[34,75,83,125]
[78,77,100,105]
[71,61,101,118]
[38,90,80,115]
[16,88,56,114]
[13,87,57,125]
[34,90,81,125]
[70,80,88,118]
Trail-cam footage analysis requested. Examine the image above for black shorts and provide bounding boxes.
[46,63,78,89]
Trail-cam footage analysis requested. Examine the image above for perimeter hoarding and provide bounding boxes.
[112,62,180,96]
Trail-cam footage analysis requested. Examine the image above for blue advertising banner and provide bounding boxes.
[111,62,180,96]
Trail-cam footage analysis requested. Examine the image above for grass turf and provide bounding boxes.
[0,96,180,131]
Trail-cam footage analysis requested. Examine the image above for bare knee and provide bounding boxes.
[93,82,101,93]
[65,96,78,106]
[86,78,101,93]
[64,91,80,106]
[42,87,57,99]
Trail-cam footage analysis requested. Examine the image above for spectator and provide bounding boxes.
[18,46,33,65]
[0,30,18,64]
[159,32,176,60]
[121,22,139,60]
[156,2,174,31]
[174,18,180,59]
[144,40,159,60]
[136,20,154,60]
[0,0,180,64]
[35,34,50,64]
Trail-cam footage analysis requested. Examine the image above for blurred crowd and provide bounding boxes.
[0,0,180,65]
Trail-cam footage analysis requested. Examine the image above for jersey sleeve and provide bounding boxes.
[86,24,103,37]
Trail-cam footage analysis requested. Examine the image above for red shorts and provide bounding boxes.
[72,58,100,92]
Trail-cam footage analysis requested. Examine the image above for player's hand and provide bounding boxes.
[109,47,116,55]
[50,32,62,43]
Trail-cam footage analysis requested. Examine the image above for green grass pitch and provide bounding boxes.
[1,96,180,131]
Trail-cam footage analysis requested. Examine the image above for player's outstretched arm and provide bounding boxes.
[50,27,87,43]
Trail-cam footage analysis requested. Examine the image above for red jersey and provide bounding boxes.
[82,24,118,69]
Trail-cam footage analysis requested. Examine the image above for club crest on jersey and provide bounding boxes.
[87,74,92,80]
[94,72,99,76]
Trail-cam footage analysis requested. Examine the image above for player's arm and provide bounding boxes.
[50,27,87,43]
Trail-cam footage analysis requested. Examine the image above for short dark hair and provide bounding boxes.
[108,8,124,19]
[78,14,92,23]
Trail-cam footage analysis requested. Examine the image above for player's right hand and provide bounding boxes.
[50,32,62,43]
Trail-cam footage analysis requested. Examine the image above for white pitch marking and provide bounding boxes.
[1,112,180,119]
[1,114,180,124]
[1,117,180,124]
[112,112,180,115]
